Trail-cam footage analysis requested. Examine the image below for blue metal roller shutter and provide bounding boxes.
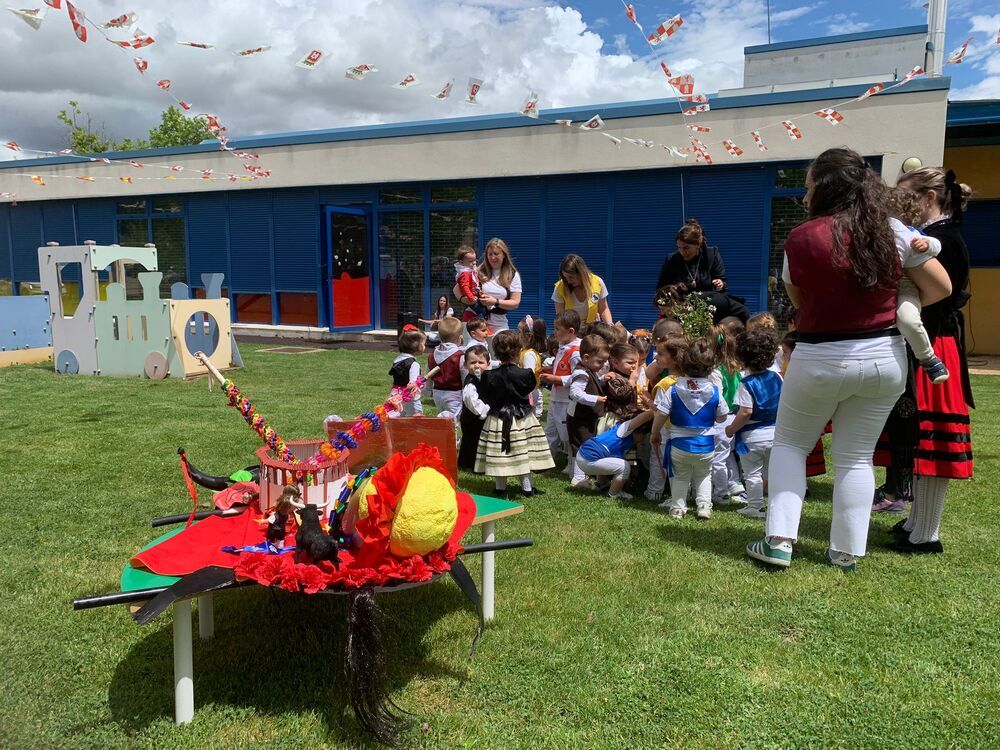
[74,199,115,245]
[41,202,76,246]
[273,188,320,292]
[186,193,229,285]
[0,206,11,282]
[612,171,684,329]
[683,167,769,312]
[482,178,543,321]
[228,191,273,293]
[10,204,42,282]
[964,199,1000,267]
[545,176,610,293]
[320,186,377,205]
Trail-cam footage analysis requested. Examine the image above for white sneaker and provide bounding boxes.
[665,507,685,519]
[570,477,594,489]
[609,490,633,500]
[714,495,732,507]
[737,506,767,519]
[695,503,712,519]
[644,490,661,502]
[727,481,746,496]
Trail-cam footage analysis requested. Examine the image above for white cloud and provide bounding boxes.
[950,13,1000,101]
[823,13,874,35]
[771,4,823,25]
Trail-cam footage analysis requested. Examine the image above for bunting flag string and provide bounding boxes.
[782,120,803,139]
[751,130,767,151]
[946,36,972,65]
[432,81,454,100]
[519,91,540,118]
[646,14,683,46]
[9,7,46,30]
[722,139,743,158]
[814,108,844,125]
[100,11,134,29]
[465,78,483,104]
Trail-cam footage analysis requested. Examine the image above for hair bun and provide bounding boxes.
[684,218,701,227]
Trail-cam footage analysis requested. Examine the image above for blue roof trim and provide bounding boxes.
[946,100,1000,126]
[0,76,950,171]
[745,25,927,55]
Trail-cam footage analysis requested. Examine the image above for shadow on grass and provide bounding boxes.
[107,578,474,743]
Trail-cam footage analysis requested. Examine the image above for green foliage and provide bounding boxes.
[0,349,998,749]
[676,292,717,340]
[57,100,209,154]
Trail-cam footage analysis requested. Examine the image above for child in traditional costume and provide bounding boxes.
[566,334,609,488]
[389,327,426,416]
[458,345,490,470]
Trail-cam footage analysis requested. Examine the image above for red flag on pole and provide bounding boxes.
[66,1,86,42]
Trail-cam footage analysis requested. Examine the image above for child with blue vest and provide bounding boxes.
[576,378,654,500]
[726,328,783,519]
[651,337,730,519]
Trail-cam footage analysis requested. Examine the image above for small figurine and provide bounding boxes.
[291,496,341,567]
[265,485,299,547]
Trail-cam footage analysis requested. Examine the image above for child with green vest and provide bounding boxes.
[710,317,746,505]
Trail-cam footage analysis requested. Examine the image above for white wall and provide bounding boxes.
[0,87,948,201]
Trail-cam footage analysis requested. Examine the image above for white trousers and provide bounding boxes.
[669,447,713,512]
[712,416,739,499]
[897,277,935,362]
[531,387,544,419]
[740,441,771,511]
[545,399,570,456]
[576,455,630,482]
[646,428,670,496]
[766,343,906,556]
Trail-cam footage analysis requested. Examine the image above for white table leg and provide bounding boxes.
[173,599,194,725]
[198,594,214,640]
[481,520,495,623]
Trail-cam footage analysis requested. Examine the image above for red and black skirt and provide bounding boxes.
[913,335,973,478]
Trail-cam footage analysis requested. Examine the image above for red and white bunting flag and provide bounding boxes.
[66,1,86,42]
[218,135,230,150]
[432,81,454,100]
[108,39,132,48]
[520,91,540,118]
[623,137,654,148]
[90,157,110,163]
[393,73,420,89]
[178,101,192,110]
[682,104,710,116]
[782,120,803,139]
[856,83,884,101]
[679,94,707,103]
[945,36,973,65]
[625,3,642,30]
[345,64,377,80]
[751,130,768,151]
[664,145,688,158]
[131,31,155,49]
[128,160,144,168]
[900,65,924,84]
[554,119,573,127]
[178,41,213,49]
[9,8,46,30]
[659,61,672,80]
[722,139,744,158]
[43,0,60,7]
[156,79,171,90]
[996,26,999,45]
[170,165,184,172]
[466,78,483,104]
[101,12,135,29]
[228,174,238,182]
[296,49,327,69]
[57,148,73,155]
[31,175,46,186]
[234,45,271,57]
[119,176,132,184]
[580,114,605,131]
[686,124,710,133]
[76,175,95,182]
[690,139,712,164]
[814,108,844,125]
[236,151,259,159]
[133,57,148,74]
[200,169,213,179]
[603,133,622,147]
[668,74,694,95]
[0,192,16,199]
[4,141,21,152]
[647,14,682,46]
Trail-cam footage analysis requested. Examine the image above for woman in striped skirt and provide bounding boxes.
[884,167,975,554]
[475,329,555,496]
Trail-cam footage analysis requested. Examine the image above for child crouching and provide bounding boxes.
[474,330,555,496]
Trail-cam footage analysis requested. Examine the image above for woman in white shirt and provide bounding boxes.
[551,254,613,325]
[463,237,522,334]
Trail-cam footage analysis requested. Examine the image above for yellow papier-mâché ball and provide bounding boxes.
[388,466,458,557]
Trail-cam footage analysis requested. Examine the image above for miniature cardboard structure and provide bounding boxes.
[36,243,240,378]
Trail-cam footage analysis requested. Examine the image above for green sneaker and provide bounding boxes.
[745,537,793,567]
[825,548,857,573]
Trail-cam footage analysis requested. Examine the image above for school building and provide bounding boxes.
[1,23,998,348]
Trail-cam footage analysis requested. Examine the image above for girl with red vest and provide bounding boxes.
[746,148,952,573]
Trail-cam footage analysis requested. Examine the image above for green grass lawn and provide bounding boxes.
[1,345,998,749]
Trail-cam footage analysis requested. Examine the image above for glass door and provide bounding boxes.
[324,207,372,329]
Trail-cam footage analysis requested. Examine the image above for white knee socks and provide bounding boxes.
[909,475,949,543]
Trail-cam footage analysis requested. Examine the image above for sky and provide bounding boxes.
[0,0,997,158]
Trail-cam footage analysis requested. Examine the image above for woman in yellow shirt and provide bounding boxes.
[552,254,613,325]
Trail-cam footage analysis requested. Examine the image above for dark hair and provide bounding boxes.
[464,344,489,364]
[518,316,547,353]
[610,342,639,363]
[676,218,706,248]
[580,334,610,358]
[455,244,477,261]
[782,330,798,351]
[652,317,684,343]
[397,329,426,354]
[545,334,559,357]
[492,330,521,363]
[679,336,716,378]
[581,320,617,346]
[806,148,899,290]
[654,283,687,309]
[604,377,640,421]
[465,318,488,335]
[434,294,449,315]
[554,309,581,333]
[660,336,689,365]
[737,329,780,373]
[720,316,745,335]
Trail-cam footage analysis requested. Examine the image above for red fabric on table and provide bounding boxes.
[131,511,265,575]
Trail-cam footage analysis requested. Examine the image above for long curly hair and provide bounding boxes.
[806,148,899,290]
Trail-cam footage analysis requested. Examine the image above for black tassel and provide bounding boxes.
[345,587,410,745]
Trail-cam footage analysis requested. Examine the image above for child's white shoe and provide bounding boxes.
[609,490,633,500]
[570,477,594,490]
[644,490,661,502]
[695,503,712,519]
[737,506,767,519]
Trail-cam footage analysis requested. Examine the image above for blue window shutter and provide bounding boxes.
[10,204,42,282]
[187,193,229,285]
[482,178,543,321]
[683,167,769,312]
[74,199,115,245]
[42,202,76,247]
[320,187,376,205]
[545,176,610,291]
[228,191,272,293]
[0,206,11,281]
[273,189,320,291]
[612,172,684,328]
[964,199,1000,267]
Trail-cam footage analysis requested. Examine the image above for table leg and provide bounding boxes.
[198,594,214,640]
[173,599,194,725]
[481,520,495,623]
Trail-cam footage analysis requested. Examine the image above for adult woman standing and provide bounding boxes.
[886,167,974,554]
[552,254,613,324]
[656,220,749,323]
[474,238,522,334]
[745,148,952,572]
[418,295,454,345]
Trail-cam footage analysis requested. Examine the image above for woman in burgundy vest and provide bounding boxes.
[745,148,952,573]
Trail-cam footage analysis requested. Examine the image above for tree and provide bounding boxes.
[57,100,210,154]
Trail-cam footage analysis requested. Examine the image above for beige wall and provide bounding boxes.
[0,88,948,202]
